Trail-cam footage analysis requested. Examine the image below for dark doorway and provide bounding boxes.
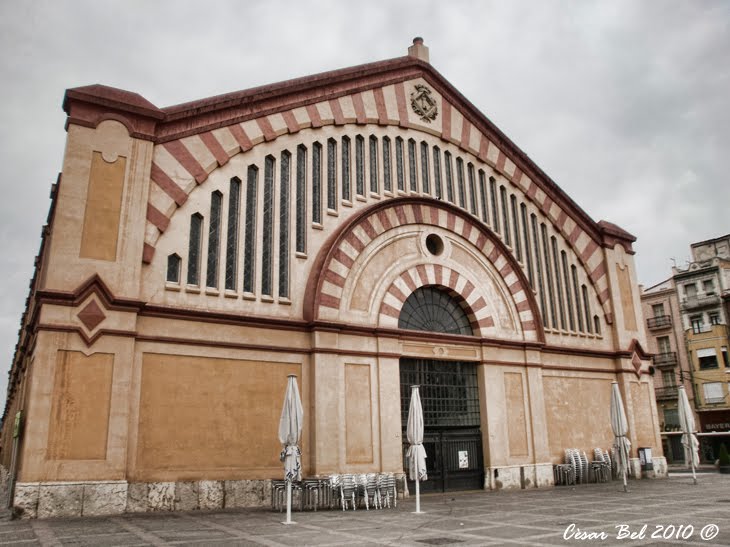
[400,358,484,492]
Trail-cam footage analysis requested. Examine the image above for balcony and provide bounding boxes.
[681,294,721,310]
[655,386,679,400]
[652,352,678,368]
[647,315,672,330]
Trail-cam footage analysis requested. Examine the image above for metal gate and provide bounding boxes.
[400,359,484,492]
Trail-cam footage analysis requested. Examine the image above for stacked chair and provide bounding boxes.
[554,448,614,486]
[273,472,399,512]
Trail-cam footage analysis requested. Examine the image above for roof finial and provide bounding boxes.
[408,36,430,63]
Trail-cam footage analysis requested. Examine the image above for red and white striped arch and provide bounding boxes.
[143,81,611,320]
[378,264,506,336]
[311,199,541,340]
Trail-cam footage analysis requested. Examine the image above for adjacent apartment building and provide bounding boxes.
[641,234,730,463]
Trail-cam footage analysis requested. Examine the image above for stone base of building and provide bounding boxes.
[11,461,670,518]
[13,479,273,519]
[629,456,669,479]
[485,463,554,490]
[643,456,669,478]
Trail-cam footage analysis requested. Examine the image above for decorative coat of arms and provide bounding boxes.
[410,84,438,123]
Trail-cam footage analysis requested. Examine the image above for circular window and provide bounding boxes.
[425,234,443,256]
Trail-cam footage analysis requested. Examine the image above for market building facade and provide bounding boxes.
[1,40,665,518]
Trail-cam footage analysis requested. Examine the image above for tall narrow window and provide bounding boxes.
[395,137,405,192]
[490,177,500,233]
[243,165,258,294]
[296,145,307,254]
[444,151,455,203]
[510,195,521,261]
[456,157,466,208]
[419,141,430,194]
[225,177,241,290]
[341,136,351,202]
[261,156,275,297]
[382,137,392,193]
[582,284,592,333]
[408,139,418,192]
[187,213,203,286]
[479,170,489,224]
[500,186,511,246]
[167,254,181,283]
[279,151,291,298]
[562,251,575,330]
[369,135,379,193]
[312,142,322,224]
[433,146,443,200]
[572,265,584,331]
[551,237,566,330]
[327,138,337,211]
[206,191,222,288]
[531,214,546,325]
[520,204,533,287]
[355,135,365,196]
[468,163,477,215]
[594,315,601,335]
[541,223,557,329]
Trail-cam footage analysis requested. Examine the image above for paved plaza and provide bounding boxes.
[0,472,729,546]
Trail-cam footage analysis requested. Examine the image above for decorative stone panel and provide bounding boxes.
[147,482,175,511]
[13,483,40,519]
[82,481,127,516]
[224,480,267,508]
[198,480,224,510]
[37,483,84,518]
[174,481,199,511]
[126,482,148,513]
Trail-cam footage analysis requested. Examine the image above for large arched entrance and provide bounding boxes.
[399,286,485,492]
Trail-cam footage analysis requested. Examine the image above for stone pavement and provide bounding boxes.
[0,472,729,547]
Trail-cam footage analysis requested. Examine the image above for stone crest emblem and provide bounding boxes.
[410,84,438,123]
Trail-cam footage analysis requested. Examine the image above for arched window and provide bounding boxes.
[398,286,473,336]
[166,254,181,283]
[187,213,203,286]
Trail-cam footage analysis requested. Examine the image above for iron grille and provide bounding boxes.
[400,360,480,428]
[398,286,473,335]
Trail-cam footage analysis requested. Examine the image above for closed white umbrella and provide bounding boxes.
[279,374,303,525]
[677,386,699,485]
[406,385,427,514]
[610,382,631,493]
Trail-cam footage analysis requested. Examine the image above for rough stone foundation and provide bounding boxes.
[13,479,274,519]
[485,463,554,491]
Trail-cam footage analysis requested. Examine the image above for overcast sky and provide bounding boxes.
[0,0,728,406]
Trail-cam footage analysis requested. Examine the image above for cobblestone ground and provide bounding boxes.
[0,473,729,546]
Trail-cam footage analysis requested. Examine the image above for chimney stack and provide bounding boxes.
[408,37,430,63]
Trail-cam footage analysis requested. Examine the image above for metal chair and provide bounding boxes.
[340,474,357,511]
[302,478,324,511]
[554,464,575,486]
[271,479,303,512]
[379,472,396,508]
[357,473,379,510]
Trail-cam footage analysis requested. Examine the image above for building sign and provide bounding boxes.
[699,410,730,432]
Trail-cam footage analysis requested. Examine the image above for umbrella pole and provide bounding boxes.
[691,461,697,485]
[285,480,293,524]
[415,474,422,514]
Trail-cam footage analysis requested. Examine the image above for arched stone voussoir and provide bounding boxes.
[307,197,544,342]
[376,264,500,337]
